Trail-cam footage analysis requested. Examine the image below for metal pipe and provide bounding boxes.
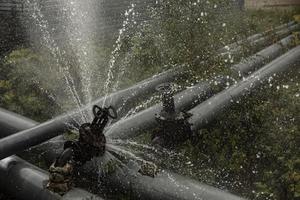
[0,66,188,160]
[189,45,300,132]
[105,80,219,140]
[0,107,37,138]
[0,108,245,200]
[0,21,295,159]
[105,35,298,140]
[232,34,297,76]
[0,156,103,200]
[103,153,245,200]
[35,142,246,200]
[221,23,300,56]
[218,21,296,54]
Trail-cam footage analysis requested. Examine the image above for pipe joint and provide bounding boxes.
[152,83,193,147]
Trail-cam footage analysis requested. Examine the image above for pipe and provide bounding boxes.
[0,66,188,160]
[105,81,219,139]
[0,108,246,200]
[221,23,300,56]
[232,34,297,76]
[105,35,298,140]
[0,107,38,138]
[0,109,246,200]
[103,154,245,200]
[0,156,103,200]
[0,111,246,200]
[218,21,296,54]
[189,45,300,132]
[35,141,246,200]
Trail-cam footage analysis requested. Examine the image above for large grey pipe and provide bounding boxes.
[29,139,246,200]
[0,107,38,138]
[189,45,300,132]
[0,67,187,160]
[101,153,245,200]
[232,34,297,76]
[0,156,103,200]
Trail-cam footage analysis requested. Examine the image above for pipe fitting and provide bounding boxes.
[152,83,193,147]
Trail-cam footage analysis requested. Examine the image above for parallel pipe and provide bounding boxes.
[106,36,299,140]
[189,45,300,132]
[0,23,296,160]
[218,21,296,54]
[0,66,188,160]
[232,34,297,76]
[221,23,300,56]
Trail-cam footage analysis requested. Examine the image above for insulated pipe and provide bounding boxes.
[0,66,188,160]
[221,23,300,56]
[105,81,219,139]
[232,34,297,76]
[218,21,296,54]
[189,45,300,132]
[0,156,103,200]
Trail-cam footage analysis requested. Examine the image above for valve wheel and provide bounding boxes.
[93,105,104,117]
[107,106,118,119]
[93,105,117,119]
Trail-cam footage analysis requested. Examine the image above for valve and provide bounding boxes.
[47,105,117,195]
[152,83,193,147]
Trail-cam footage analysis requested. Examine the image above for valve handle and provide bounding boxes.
[93,105,117,119]
[93,105,104,118]
[107,106,118,119]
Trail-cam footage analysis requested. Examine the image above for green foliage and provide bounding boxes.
[0,49,57,121]
[114,0,248,83]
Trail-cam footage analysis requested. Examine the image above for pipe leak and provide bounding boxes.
[47,105,117,195]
